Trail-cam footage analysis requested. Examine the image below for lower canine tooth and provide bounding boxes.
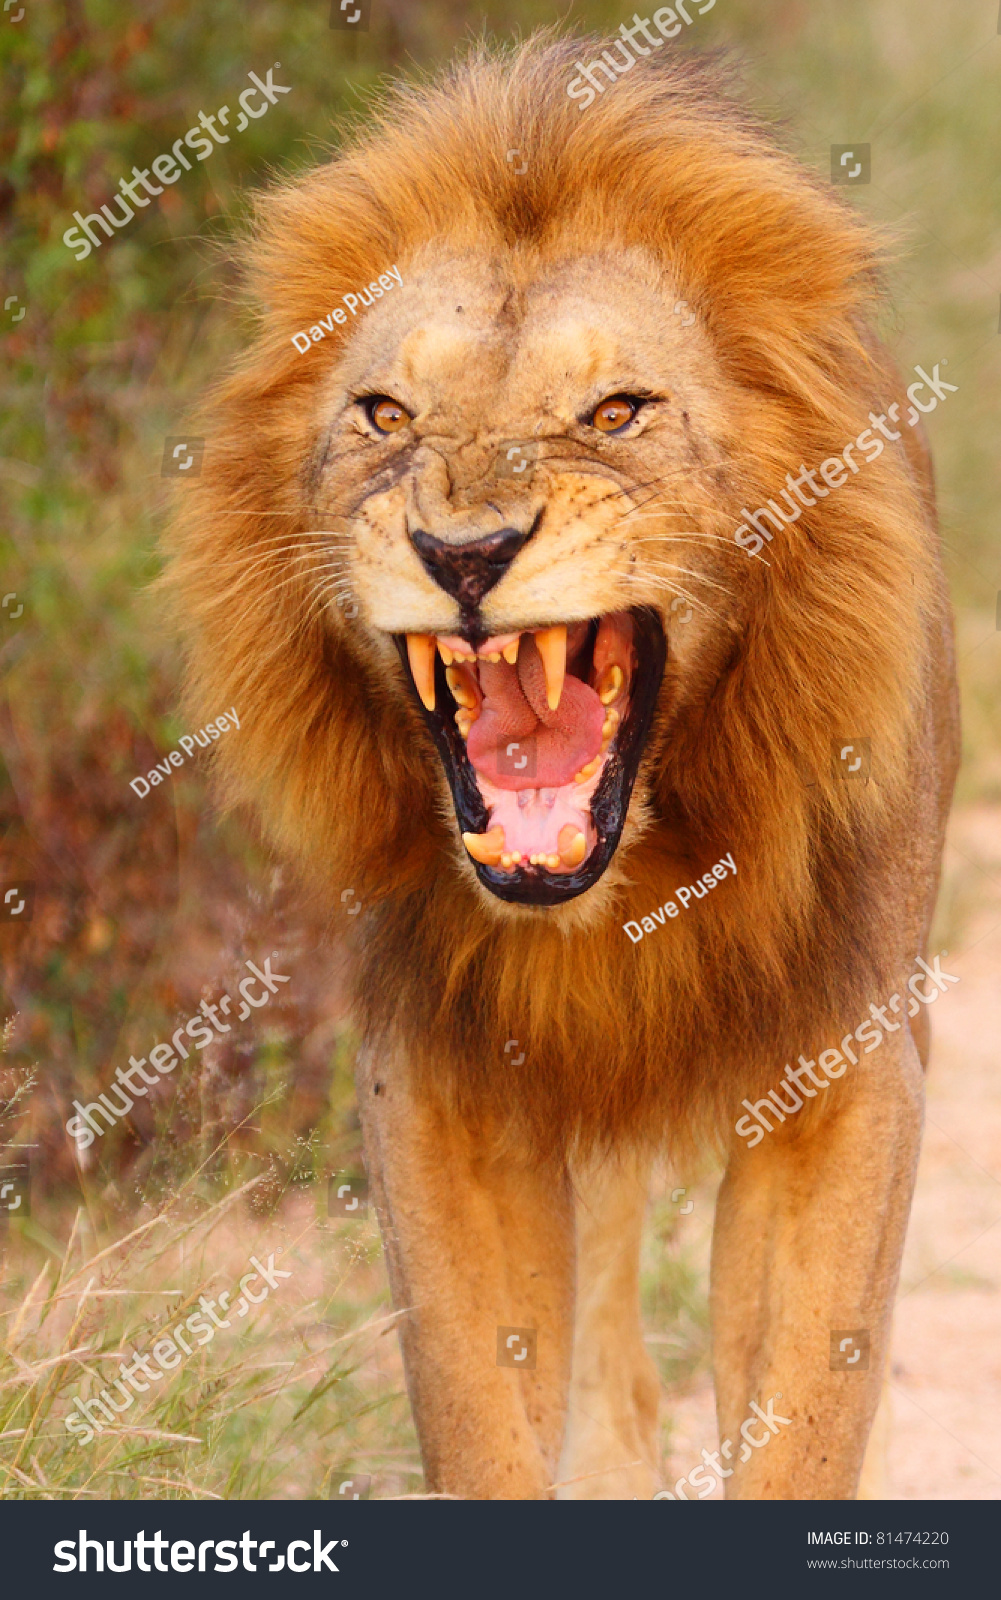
[558,826,587,868]
[446,666,478,709]
[462,826,505,866]
[597,664,624,705]
[406,634,437,711]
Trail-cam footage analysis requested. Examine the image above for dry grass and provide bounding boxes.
[0,1141,712,1499]
[0,1162,421,1500]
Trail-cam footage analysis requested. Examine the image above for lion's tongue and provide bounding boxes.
[466,638,605,790]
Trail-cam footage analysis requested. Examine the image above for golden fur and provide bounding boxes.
[165,33,958,1176]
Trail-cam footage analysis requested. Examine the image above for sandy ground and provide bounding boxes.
[660,804,1001,1500]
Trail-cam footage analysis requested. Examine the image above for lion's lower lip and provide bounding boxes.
[395,607,667,905]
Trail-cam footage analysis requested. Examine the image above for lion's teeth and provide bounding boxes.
[574,757,602,784]
[437,639,453,666]
[534,625,566,711]
[406,634,437,711]
[557,826,587,869]
[597,664,623,705]
[455,709,475,738]
[462,826,505,865]
[502,638,520,665]
[445,666,478,709]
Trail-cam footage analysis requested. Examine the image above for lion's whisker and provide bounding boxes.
[620,569,729,604]
[197,551,353,605]
[208,544,353,588]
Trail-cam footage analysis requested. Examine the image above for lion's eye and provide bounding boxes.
[366,397,412,433]
[590,395,640,434]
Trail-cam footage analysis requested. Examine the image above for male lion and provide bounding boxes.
[167,35,959,1499]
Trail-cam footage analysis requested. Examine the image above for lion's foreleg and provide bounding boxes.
[356,1041,574,1499]
[556,1150,662,1500]
[709,1028,923,1499]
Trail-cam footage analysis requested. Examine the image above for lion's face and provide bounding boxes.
[315,243,738,907]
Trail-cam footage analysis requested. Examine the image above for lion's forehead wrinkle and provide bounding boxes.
[397,322,510,389]
[511,322,623,392]
[355,250,691,416]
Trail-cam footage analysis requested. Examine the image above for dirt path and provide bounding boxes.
[659,803,1001,1500]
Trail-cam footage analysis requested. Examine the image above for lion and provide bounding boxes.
[165,34,959,1500]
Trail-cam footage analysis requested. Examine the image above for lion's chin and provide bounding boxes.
[395,606,666,906]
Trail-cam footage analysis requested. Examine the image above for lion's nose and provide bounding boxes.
[409,526,534,611]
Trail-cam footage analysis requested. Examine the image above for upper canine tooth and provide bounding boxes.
[502,637,520,665]
[462,826,505,866]
[534,625,567,711]
[406,634,437,711]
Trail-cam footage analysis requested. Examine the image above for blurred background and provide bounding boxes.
[1,0,998,1499]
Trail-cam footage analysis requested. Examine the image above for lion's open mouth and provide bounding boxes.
[395,607,666,904]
